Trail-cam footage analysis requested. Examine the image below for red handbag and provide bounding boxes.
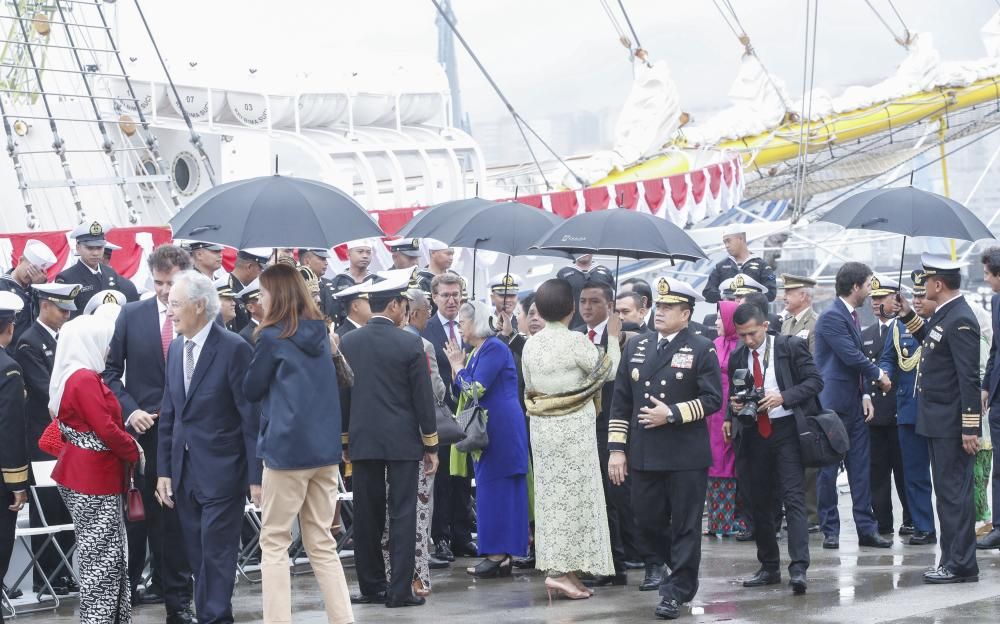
[38,420,65,457]
[126,467,145,522]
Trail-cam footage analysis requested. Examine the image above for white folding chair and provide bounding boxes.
[9,461,78,614]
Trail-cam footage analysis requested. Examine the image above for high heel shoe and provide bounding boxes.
[544,576,590,602]
[467,555,513,578]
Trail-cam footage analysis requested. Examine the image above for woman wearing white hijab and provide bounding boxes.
[50,315,141,623]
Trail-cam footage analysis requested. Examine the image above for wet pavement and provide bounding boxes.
[10,497,1000,623]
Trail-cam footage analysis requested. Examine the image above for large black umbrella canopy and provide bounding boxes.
[533,209,708,262]
[818,186,994,241]
[396,197,568,258]
[169,175,385,249]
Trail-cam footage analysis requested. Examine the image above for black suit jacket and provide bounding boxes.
[574,325,615,436]
[725,334,823,438]
[13,322,57,462]
[421,314,459,411]
[0,349,27,493]
[861,322,896,426]
[983,293,1000,405]
[340,317,437,461]
[105,297,166,420]
[158,323,259,497]
[56,260,137,319]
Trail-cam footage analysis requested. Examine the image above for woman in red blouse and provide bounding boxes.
[49,315,141,623]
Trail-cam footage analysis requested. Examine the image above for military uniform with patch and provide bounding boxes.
[56,221,137,318]
[0,240,58,346]
[609,277,722,615]
[703,256,777,304]
[0,292,29,603]
[898,255,981,582]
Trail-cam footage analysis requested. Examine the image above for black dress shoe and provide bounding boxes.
[859,533,892,548]
[452,541,479,558]
[878,527,894,536]
[639,563,664,591]
[3,583,22,600]
[166,608,196,624]
[742,569,780,587]
[822,535,839,549]
[434,541,455,562]
[137,586,165,604]
[735,530,755,542]
[428,555,450,569]
[654,598,680,620]
[807,524,821,534]
[386,595,426,608]
[350,591,387,604]
[908,531,937,545]
[33,582,69,596]
[976,528,1000,549]
[898,524,915,536]
[923,566,978,584]
[789,573,807,595]
[624,560,645,570]
[583,573,628,587]
[512,555,536,569]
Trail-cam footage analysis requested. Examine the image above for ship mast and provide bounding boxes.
[435,0,468,132]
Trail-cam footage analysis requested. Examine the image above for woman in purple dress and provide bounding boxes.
[706,300,743,536]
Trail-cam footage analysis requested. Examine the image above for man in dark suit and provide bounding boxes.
[0,240,55,347]
[105,244,194,622]
[15,283,78,594]
[56,221,138,318]
[340,273,439,608]
[898,254,981,583]
[156,270,260,623]
[725,303,821,595]
[608,277,722,620]
[421,272,476,561]
[814,262,892,550]
[863,276,912,536]
[978,247,1000,549]
[575,278,640,588]
[0,292,28,623]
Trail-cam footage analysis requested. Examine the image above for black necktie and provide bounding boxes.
[879,323,886,341]
[658,338,669,353]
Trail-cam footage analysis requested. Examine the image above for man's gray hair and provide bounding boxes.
[799,287,814,300]
[460,300,493,340]
[407,288,429,312]
[173,270,220,319]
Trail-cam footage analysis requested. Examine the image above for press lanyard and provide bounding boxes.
[754,335,772,388]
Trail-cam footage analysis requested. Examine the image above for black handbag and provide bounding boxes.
[793,408,851,468]
[454,396,489,453]
[435,403,466,446]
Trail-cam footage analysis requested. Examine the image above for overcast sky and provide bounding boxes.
[117,1,998,141]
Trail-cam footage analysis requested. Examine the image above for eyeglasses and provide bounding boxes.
[166,299,188,310]
[437,292,461,300]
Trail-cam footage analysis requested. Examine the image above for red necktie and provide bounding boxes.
[588,328,597,343]
[752,349,772,439]
[447,320,457,344]
[160,313,173,360]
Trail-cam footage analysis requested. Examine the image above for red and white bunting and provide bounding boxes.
[370,155,744,235]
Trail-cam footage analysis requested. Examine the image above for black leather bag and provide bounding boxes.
[454,399,489,453]
[435,403,466,446]
[794,408,851,468]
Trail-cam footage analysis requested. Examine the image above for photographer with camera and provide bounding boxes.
[723,303,822,595]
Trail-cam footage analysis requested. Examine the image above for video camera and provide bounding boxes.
[731,368,765,425]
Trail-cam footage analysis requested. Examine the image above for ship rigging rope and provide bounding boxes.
[615,0,642,52]
[791,0,819,222]
[429,0,585,189]
[598,0,631,51]
[863,0,911,47]
[710,0,791,112]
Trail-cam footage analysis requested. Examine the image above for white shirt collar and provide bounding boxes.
[751,334,772,356]
[185,319,214,348]
[81,260,101,276]
[794,306,812,322]
[659,330,680,344]
[37,320,58,340]
[839,297,856,315]
[347,317,363,329]
[157,298,167,315]
[587,318,609,342]
[437,311,457,327]
[936,293,963,313]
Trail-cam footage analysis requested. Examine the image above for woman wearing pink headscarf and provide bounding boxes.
[705,301,742,536]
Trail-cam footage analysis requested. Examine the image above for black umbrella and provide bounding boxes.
[532,209,708,289]
[397,197,569,296]
[818,185,995,284]
[169,174,385,249]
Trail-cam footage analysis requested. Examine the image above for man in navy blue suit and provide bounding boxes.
[156,270,260,624]
[105,244,194,622]
[421,272,476,562]
[813,262,892,550]
[978,247,1000,549]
